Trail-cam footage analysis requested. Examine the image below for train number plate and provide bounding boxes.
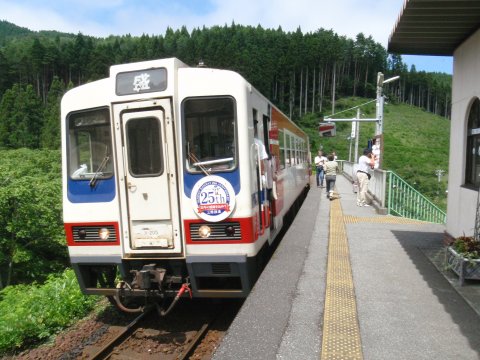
[132,223,173,249]
[135,238,170,248]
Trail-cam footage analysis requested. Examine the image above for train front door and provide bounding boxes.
[113,101,181,255]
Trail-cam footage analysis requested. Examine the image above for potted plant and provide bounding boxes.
[445,235,480,285]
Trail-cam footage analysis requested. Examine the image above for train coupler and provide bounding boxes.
[130,264,166,290]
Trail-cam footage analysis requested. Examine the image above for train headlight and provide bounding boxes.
[98,228,110,240]
[198,225,212,238]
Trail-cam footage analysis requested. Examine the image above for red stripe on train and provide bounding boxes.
[184,217,256,245]
[64,222,120,246]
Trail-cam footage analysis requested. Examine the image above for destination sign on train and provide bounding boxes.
[116,68,167,95]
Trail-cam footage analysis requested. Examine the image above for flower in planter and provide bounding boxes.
[452,235,480,260]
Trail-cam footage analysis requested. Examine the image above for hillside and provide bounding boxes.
[303,97,450,210]
[0,20,74,46]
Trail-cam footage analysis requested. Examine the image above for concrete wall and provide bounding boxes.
[447,29,480,237]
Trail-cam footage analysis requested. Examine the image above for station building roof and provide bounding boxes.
[388,0,480,55]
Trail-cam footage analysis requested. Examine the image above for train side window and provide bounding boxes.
[68,108,113,180]
[292,136,296,165]
[285,134,291,167]
[298,139,302,164]
[183,97,237,173]
[279,130,285,169]
[298,139,304,164]
[295,137,299,165]
[301,140,306,163]
[288,134,294,166]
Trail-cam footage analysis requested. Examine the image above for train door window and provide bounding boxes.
[126,117,162,177]
[68,108,113,180]
[279,130,285,169]
[262,114,270,157]
[466,97,480,188]
[183,97,236,173]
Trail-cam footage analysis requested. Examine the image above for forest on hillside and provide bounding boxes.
[0,20,452,152]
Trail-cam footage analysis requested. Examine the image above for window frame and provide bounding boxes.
[125,116,164,178]
[182,96,238,174]
[67,107,114,181]
[465,97,480,189]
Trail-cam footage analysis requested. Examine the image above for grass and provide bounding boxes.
[0,269,99,354]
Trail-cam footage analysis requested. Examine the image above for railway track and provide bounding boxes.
[79,299,241,360]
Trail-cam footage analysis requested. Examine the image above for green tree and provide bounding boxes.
[0,50,11,95]
[0,84,43,148]
[0,149,66,289]
[41,76,65,149]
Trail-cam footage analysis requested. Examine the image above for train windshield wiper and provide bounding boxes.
[89,153,110,188]
[192,157,233,167]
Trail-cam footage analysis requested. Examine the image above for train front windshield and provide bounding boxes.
[184,97,237,173]
[68,108,114,181]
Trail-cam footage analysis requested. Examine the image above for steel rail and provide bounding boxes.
[90,308,151,360]
[177,322,211,360]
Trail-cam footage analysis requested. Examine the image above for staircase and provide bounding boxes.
[341,161,446,224]
[387,171,446,224]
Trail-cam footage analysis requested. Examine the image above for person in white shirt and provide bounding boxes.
[356,148,374,207]
[314,150,328,187]
[254,137,268,161]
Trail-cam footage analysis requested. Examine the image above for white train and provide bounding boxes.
[61,58,310,313]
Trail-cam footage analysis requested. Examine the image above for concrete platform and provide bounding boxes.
[213,175,480,360]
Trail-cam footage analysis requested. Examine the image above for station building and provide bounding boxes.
[388,0,480,238]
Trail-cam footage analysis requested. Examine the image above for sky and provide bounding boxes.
[0,0,453,74]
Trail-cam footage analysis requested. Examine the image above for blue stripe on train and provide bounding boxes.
[68,170,240,203]
[67,177,116,203]
[184,169,240,198]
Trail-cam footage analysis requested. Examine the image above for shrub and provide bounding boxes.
[453,235,480,260]
[0,269,98,354]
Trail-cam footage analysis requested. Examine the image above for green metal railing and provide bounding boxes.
[387,171,446,224]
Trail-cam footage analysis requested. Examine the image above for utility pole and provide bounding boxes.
[354,108,360,163]
[435,169,445,183]
[324,72,398,168]
[376,73,384,136]
[435,169,445,196]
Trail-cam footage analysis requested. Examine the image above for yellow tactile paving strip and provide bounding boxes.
[343,215,427,224]
[321,199,363,360]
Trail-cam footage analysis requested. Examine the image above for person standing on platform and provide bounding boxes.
[356,148,374,207]
[314,150,328,188]
[324,153,339,200]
